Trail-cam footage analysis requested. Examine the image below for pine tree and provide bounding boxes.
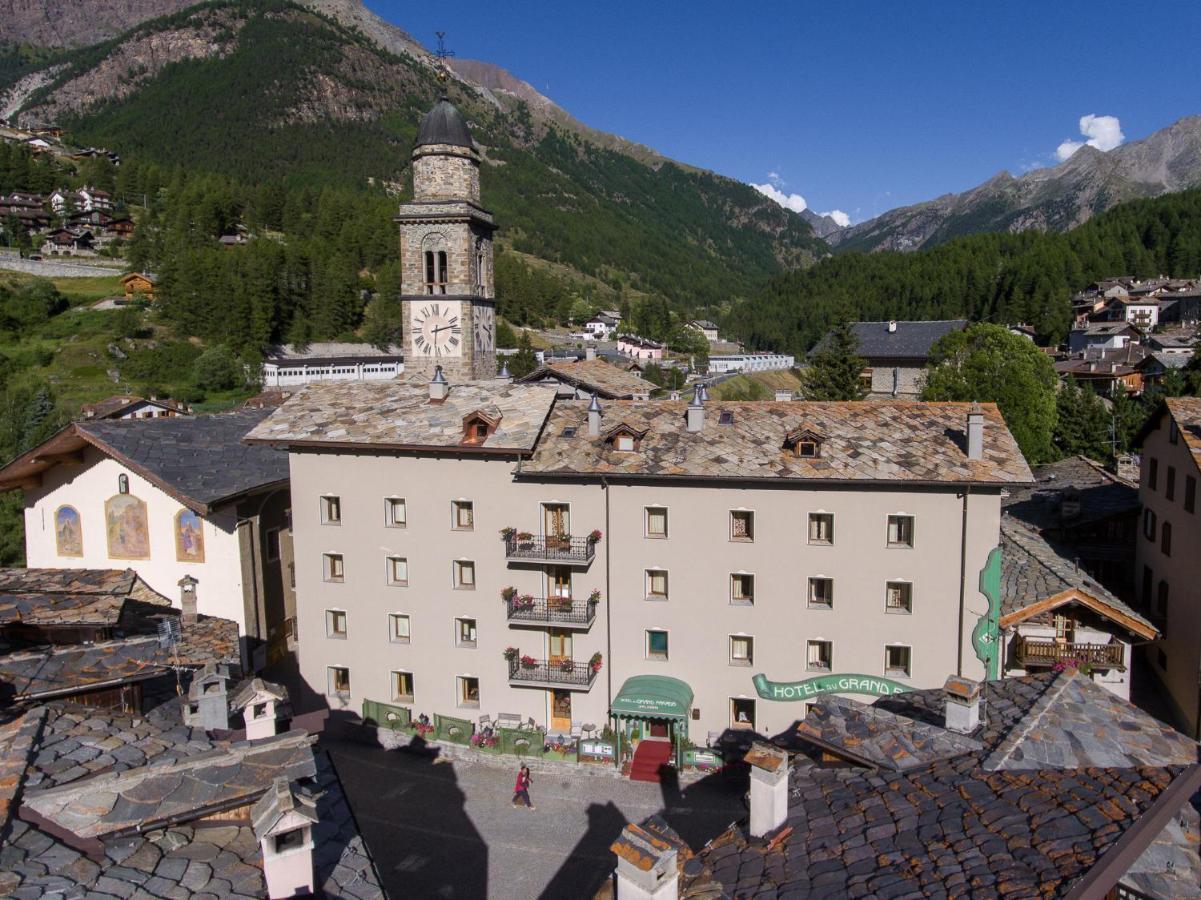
[1052,380,1111,461]
[802,322,866,401]
[508,332,537,378]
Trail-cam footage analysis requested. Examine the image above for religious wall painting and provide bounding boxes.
[54,505,83,557]
[175,508,205,563]
[105,493,149,560]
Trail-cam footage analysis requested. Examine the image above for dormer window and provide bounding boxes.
[603,423,647,452]
[461,410,501,445]
[783,426,824,458]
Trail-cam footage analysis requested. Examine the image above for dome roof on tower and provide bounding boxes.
[415,98,474,150]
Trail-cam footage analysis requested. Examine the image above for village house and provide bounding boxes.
[260,342,405,386]
[120,271,157,302]
[0,409,293,668]
[583,311,620,339]
[1067,320,1141,353]
[690,319,721,342]
[80,394,192,420]
[616,334,665,361]
[49,185,113,215]
[1096,295,1162,329]
[1054,343,1150,395]
[1135,397,1201,737]
[813,319,968,399]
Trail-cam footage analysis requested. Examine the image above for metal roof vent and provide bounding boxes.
[588,394,603,437]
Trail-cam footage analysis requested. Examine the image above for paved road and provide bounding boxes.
[326,739,745,899]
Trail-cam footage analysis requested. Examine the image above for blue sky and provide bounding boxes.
[367,0,1200,224]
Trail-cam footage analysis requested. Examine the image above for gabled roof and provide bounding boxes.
[79,395,190,420]
[0,408,288,515]
[1003,455,1138,531]
[813,319,968,361]
[230,677,289,710]
[251,776,318,838]
[1136,397,1201,475]
[518,358,652,399]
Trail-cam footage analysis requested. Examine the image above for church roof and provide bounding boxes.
[416,98,474,150]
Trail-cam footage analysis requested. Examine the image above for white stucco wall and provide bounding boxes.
[24,447,249,630]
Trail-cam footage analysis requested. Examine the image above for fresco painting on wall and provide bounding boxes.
[55,505,83,557]
[175,508,205,563]
[105,494,150,560]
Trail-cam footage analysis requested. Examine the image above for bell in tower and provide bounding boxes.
[398,86,497,382]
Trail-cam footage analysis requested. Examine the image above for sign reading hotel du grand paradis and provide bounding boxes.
[752,672,913,701]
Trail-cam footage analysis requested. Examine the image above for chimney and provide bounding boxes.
[429,365,449,403]
[588,394,603,437]
[943,675,982,734]
[497,359,511,382]
[967,405,984,461]
[888,320,898,333]
[178,575,199,626]
[611,821,679,900]
[744,742,789,838]
[686,384,705,433]
[699,382,710,403]
[585,346,597,361]
[254,778,318,899]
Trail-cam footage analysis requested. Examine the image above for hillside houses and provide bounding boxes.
[0,189,132,256]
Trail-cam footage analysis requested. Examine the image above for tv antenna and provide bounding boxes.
[434,32,455,92]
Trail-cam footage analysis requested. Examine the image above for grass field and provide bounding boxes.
[710,368,804,400]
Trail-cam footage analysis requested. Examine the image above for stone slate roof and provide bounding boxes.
[681,671,1201,899]
[0,568,166,629]
[263,341,403,364]
[1003,455,1138,532]
[523,400,1032,484]
[252,776,318,838]
[813,319,967,362]
[78,408,288,513]
[999,519,1154,636]
[245,379,558,452]
[519,357,654,399]
[229,676,288,711]
[795,695,983,771]
[23,731,316,839]
[0,568,136,595]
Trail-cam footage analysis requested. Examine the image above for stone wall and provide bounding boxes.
[412,144,480,202]
[0,250,124,278]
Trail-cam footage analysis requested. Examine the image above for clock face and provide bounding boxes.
[411,301,463,358]
[474,304,495,352]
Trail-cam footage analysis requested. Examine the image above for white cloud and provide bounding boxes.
[819,209,851,227]
[1055,114,1125,162]
[767,171,784,187]
[752,181,808,213]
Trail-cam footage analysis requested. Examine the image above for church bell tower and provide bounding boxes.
[397,86,497,382]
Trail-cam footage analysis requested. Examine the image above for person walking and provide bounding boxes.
[512,764,535,810]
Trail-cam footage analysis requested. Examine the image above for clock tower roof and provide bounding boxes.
[416,98,474,150]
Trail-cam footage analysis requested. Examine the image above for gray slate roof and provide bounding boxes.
[416,97,474,149]
[1003,455,1138,532]
[813,319,967,361]
[78,408,288,512]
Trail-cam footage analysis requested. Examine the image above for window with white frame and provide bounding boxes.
[387,556,408,586]
[730,573,754,605]
[885,645,911,677]
[646,569,669,600]
[454,559,476,589]
[458,676,480,708]
[887,515,915,548]
[385,497,407,527]
[730,510,754,541]
[456,617,478,648]
[808,513,834,545]
[807,640,831,671]
[320,495,341,525]
[391,671,414,703]
[328,666,351,695]
[645,506,668,539]
[886,581,912,613]
[389,613,410,643]
[730,635,754,666]
[323,553,344,582]
[325,609,347,638]
[646,629,669,660]
[452,500,474,531]
[808,577,833,609]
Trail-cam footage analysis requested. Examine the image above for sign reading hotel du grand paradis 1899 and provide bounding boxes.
[752,672,913,701]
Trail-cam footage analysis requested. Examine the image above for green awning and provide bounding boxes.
[611,675,694,719]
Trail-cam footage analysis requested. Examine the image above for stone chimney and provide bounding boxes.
[943,675,982,734]
[610,821,679,900]
[178,575,199,627]
[429,365,449,403]
[686,384,705,433]
[253,778,318,899]
[588,394,603,437]
[967,405,984,461]
[744,742,789,838]
[888,320,898,333]
[585,346,597,361]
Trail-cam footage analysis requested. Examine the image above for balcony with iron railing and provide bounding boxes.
[504,594,598,629]
[1015,635,1125,670]
[502,530,598,566]
[507,656,599,689]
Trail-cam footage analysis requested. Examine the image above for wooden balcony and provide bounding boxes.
[1015,636,1125,670]
[505,596,597,629]
[508,657,598,690]
[504,533,595,566]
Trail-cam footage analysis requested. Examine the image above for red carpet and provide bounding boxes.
[629,740,672,783]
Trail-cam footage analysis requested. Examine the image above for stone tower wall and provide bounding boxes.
[412,145,480,202]
[398,219,492,297]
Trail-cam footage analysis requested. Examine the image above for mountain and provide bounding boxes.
[798,208,846,239]
[0,0,825,309]
[828,116,1201,253]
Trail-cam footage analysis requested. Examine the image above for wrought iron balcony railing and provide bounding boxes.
[504,533,595,565]
[507,657,598,689]
[505,596,597,628]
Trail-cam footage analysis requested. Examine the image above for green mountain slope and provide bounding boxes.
[4,1,824,308]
